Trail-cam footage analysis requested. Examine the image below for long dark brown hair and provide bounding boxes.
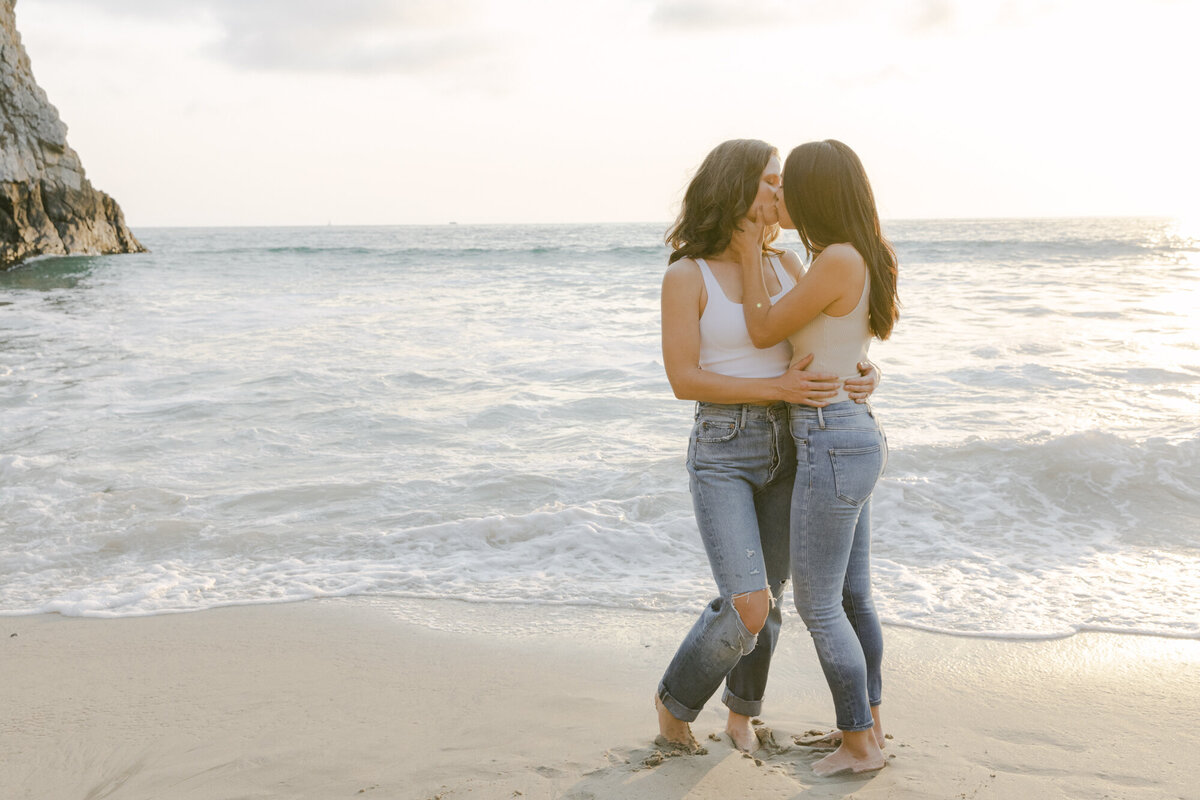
[782,140,899,340]
[666,139,781,264]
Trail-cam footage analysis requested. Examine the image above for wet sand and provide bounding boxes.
[2,598,1196,799]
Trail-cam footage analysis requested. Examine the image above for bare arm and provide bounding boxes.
[661,260,839,405]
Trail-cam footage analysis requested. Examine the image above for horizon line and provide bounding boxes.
[127,214,1190,231]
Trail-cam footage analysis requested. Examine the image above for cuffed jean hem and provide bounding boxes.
[839,721,876,733]
[657,682,700,723]
[721,687,762,717]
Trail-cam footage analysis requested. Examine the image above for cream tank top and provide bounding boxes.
[787,268,871,405]
[696,255,794,378]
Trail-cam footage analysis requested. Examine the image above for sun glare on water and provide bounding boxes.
[1172,212,1200,246]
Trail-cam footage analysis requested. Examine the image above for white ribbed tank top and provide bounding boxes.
[787,268,871,404]
[696,255,794,378]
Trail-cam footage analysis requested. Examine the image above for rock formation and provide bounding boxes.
[1,0,144,270]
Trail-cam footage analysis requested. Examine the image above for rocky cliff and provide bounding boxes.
[0,0,144,270]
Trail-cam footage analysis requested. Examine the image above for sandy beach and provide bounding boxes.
[2,598,1196,799]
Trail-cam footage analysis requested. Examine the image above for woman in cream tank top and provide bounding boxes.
[736,139,900,777]
[655,139,880,755]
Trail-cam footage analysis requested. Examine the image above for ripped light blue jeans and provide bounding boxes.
[657,402,794,723]
[789,400,887,732]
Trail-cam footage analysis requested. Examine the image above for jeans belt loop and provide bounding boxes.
[739,404,748,429]
[694,401,700,421]
[817,405,826,429]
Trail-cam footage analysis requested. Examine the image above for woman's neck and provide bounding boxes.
[710,243,762,265]
[708,246,737,264]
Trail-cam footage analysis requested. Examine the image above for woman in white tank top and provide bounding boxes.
[736,140,900,777]
[655,140,879,754]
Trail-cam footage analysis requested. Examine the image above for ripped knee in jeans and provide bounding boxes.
[732,588,771,637]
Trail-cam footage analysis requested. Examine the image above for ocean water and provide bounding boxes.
[1,218,1197,640]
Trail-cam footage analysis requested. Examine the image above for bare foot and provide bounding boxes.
[811,730,885,777]
[725,711,758,753]
[655,695,701,752]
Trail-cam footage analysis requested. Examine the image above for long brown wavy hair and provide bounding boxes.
[666,139,782,264]
[781,140,899,340]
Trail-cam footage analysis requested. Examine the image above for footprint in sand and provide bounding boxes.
[752,726,792,756]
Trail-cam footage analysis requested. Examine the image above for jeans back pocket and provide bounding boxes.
[828,444,883,506]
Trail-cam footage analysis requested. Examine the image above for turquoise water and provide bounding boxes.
[1,219,1197,638]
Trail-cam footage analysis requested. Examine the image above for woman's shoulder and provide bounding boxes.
[662,257,704,293]
[666,256,700,272]
[665,257,704,279]
[811,243,865,276]
[817,243,864,265]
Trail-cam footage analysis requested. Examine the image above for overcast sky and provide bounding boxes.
[16,0,1200,227]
